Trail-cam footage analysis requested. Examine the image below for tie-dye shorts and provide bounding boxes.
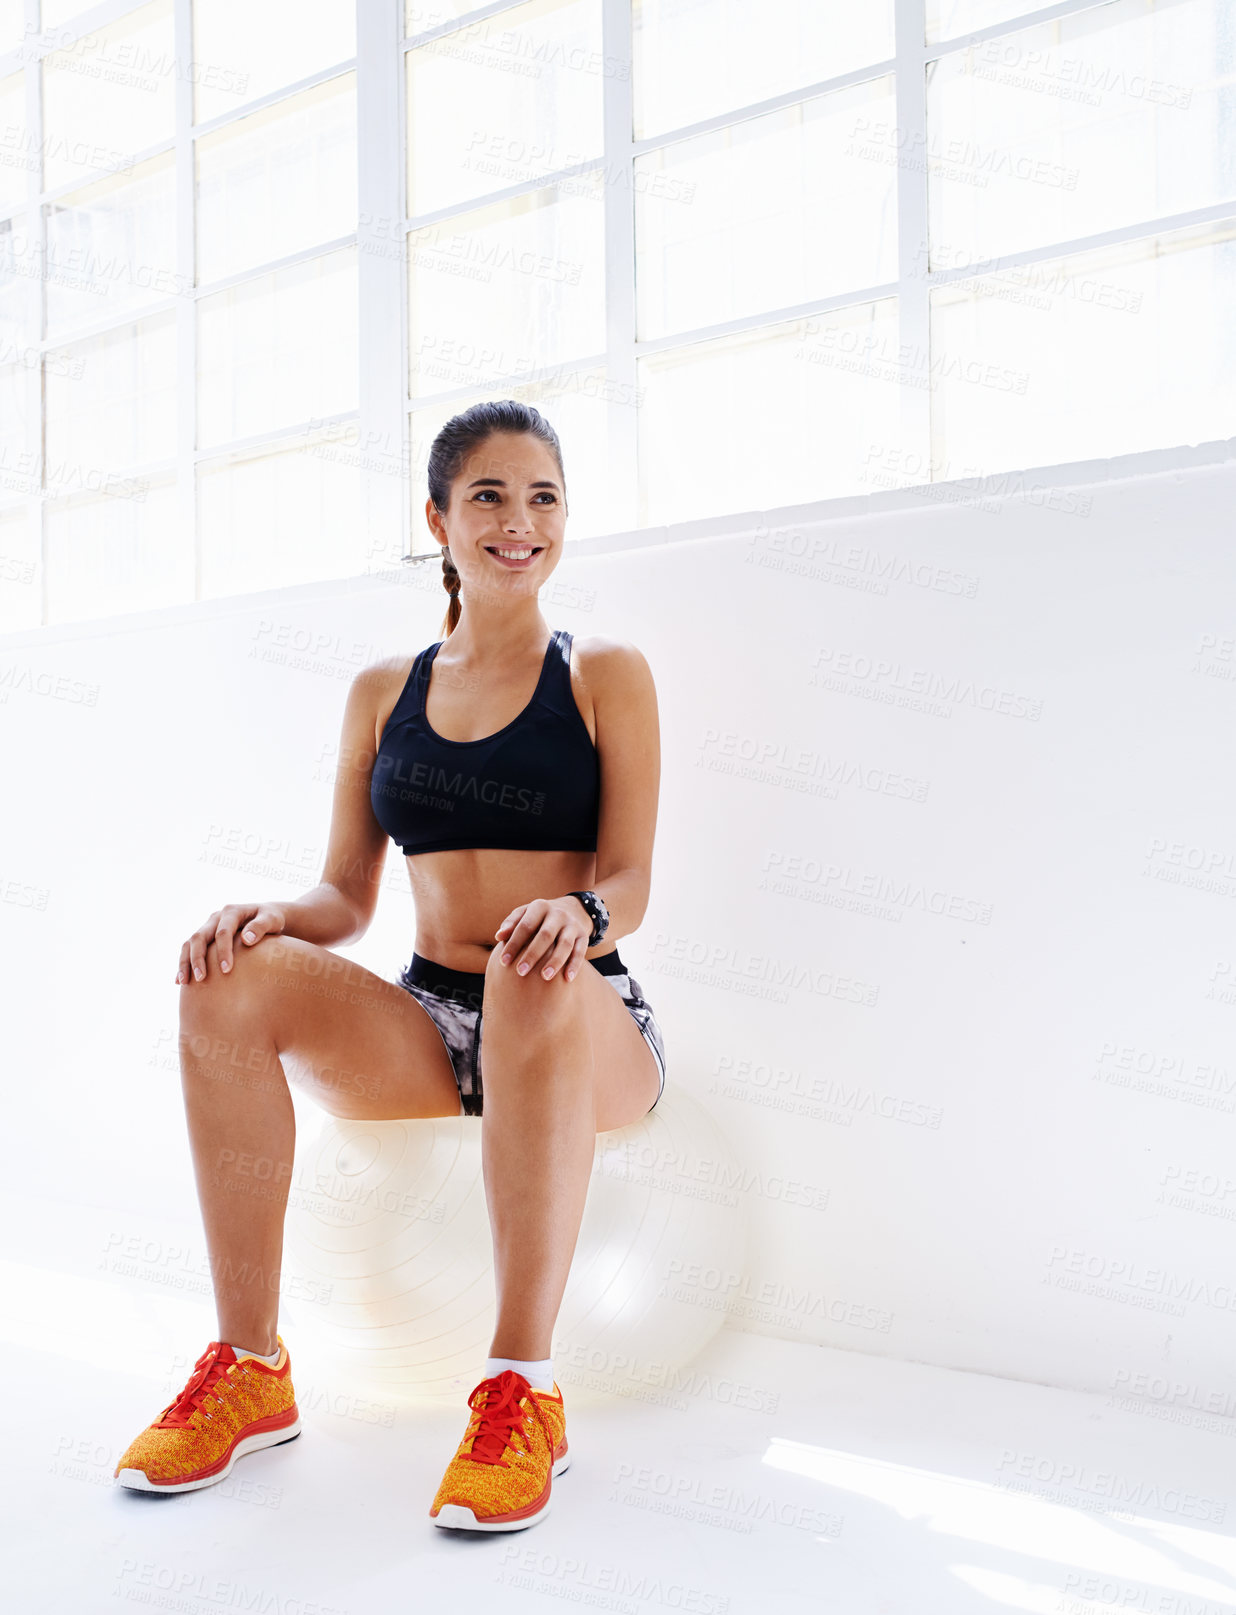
[395,948,667,1118]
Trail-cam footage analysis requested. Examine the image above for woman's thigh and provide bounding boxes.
[478,948,663,1132]
[183,933,463,1121]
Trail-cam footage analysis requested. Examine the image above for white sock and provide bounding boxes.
[485,1355,555,1393]
[227,1340,281,1366]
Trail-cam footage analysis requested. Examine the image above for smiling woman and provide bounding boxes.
[429,403,570,638]
[115,397,669,1536]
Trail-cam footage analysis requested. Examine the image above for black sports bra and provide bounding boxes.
[369,628,600,857]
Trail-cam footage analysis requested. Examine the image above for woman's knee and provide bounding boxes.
[176,949,260,1027]
[482,944,583,1035]
[178,930,289,1030]
[176,951,285,1095]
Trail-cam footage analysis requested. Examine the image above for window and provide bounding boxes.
[0,0,1231,627]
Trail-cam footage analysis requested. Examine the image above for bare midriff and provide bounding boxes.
[402,846,616,973]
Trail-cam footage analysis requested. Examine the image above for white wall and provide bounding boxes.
[6,443,1236,1411]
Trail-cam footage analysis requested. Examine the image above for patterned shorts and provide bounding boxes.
[394,948,667,1118]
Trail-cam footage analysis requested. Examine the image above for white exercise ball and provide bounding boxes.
[281,1085,749,1403]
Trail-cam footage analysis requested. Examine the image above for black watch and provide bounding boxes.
[566,889,610,948]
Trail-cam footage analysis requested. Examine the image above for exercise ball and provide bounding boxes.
[281,1085,749,1403]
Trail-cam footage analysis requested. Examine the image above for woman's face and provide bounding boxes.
[428,431,567,602]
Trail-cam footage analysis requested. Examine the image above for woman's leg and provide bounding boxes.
[177,935,463,1354]
[476,947,662,1360]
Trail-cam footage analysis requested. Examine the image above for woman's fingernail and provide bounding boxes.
[243,931,255,942]
[542,966,554,979]
[517,962,529,975]
[194,966,203,980]
[501,953,511,964]
[566,969,575,980]
[221,959,230,972]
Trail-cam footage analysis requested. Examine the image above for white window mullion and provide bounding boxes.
[356,0,408,570]
[895,0,933,480]
[602,0,637,536]
[25,0,45,623]
[173,0,196,601]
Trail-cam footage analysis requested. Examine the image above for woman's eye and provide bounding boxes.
[473,489,556,503]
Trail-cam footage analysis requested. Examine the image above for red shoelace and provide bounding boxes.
[463,1370,550,1466]
[155,1341,238,1428]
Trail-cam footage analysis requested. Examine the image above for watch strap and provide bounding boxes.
[566,889,609,948]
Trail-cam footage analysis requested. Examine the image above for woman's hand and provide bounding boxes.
[494,895,592,983]
[178,902,289,984]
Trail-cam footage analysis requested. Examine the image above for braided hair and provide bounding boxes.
[426,399,567,637]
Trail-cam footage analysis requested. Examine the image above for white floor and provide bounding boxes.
[10,1291,1236,1615]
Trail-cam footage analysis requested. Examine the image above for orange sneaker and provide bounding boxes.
[114,1338,301,1493]
[429,1368,569,1532]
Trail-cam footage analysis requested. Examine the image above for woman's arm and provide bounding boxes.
[495,637,660,980]
[572,636,660,944]
[280,663,393,949]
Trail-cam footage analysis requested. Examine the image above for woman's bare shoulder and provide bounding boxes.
[354,651,418,688]
[570,634,654,692]
[348,653,422,751]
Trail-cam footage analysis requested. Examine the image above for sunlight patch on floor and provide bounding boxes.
[0,1258,211,1377]
[764,1437,1236,1606]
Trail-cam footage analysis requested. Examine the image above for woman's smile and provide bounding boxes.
[484,544,545,568]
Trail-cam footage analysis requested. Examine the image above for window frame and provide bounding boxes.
[0,0,1232,623]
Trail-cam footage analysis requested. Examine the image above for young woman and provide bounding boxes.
[113,400,667,1532]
